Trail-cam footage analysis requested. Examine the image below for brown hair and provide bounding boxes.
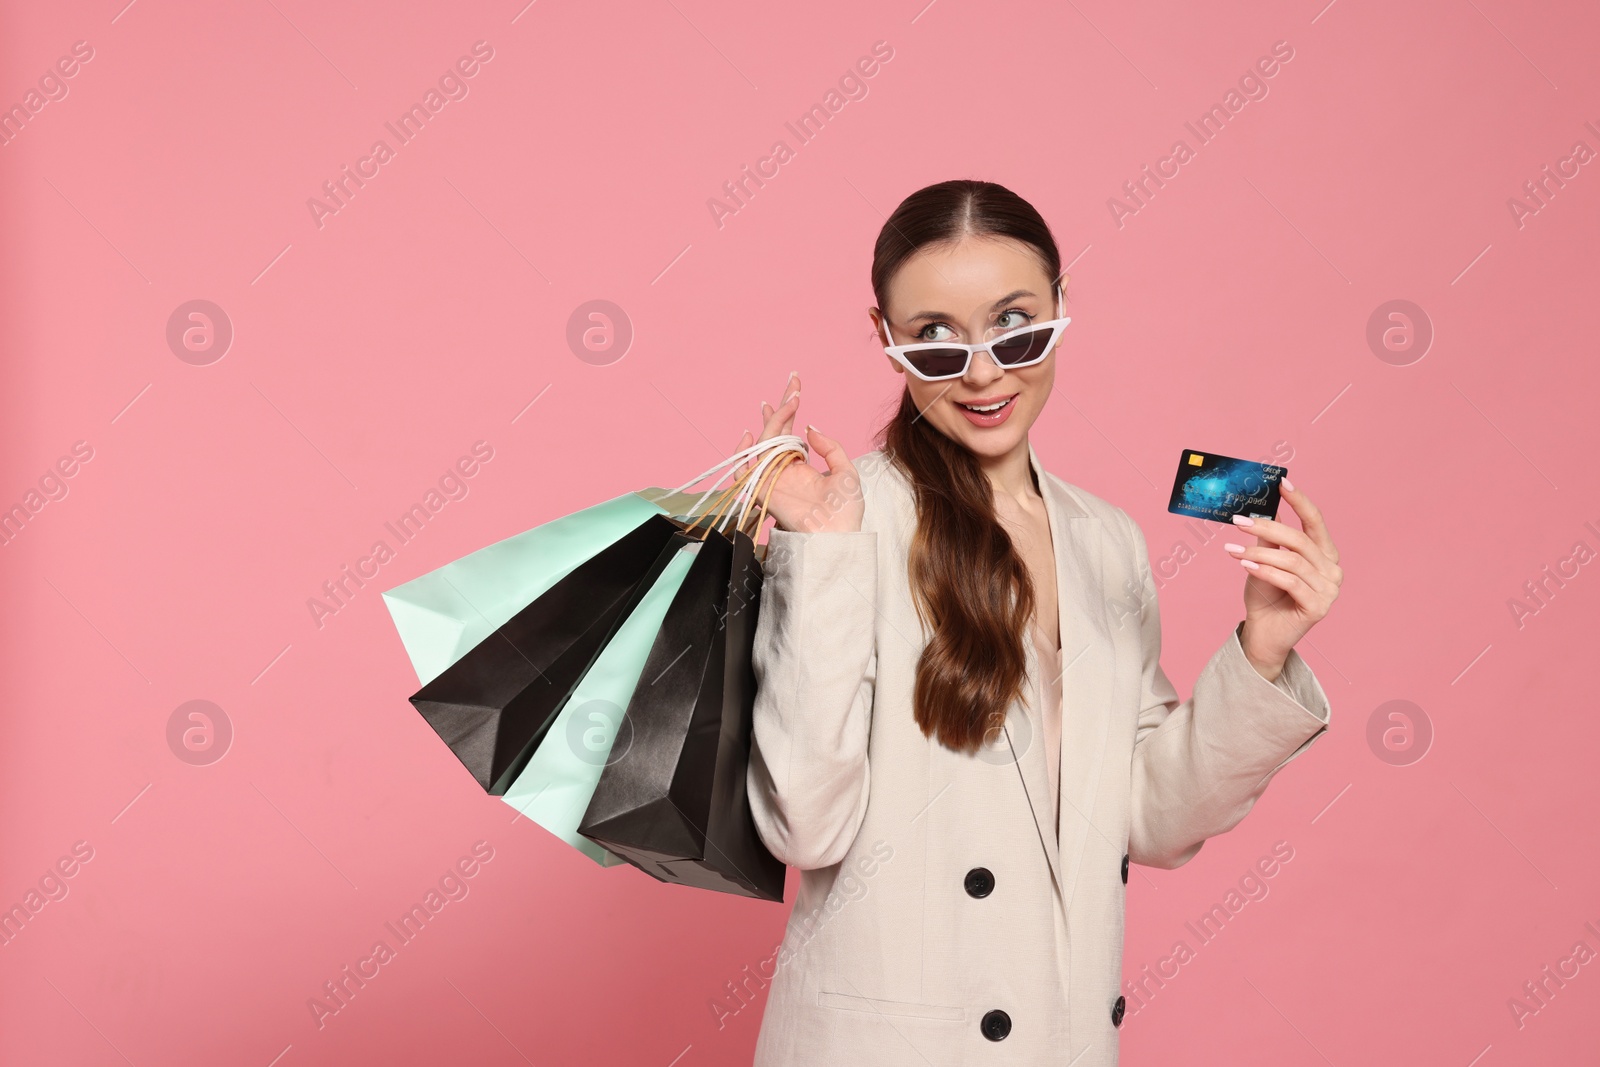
[871,179,1063,754]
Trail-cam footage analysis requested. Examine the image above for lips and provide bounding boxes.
[953,392,1019,428]
[955,394,1016,413]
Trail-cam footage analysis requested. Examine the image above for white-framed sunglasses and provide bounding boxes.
[879,284,1071,382]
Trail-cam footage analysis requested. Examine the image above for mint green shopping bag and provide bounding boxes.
[381,435,807,865]
[501,540,702,866]
[382,487,711,687]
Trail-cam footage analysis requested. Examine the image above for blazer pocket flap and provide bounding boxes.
[816,990,965,1022]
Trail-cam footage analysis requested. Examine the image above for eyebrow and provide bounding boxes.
[903,289,1039,325]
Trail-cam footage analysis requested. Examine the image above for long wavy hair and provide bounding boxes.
[871,179,1063,755]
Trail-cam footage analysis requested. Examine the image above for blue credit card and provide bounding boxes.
[1167,449,1286,523]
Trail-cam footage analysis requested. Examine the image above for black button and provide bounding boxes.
[981,1009,1012,1041]
[964,867,995,898]
[1111,995,1126,1027]
[1121,853,1129,884]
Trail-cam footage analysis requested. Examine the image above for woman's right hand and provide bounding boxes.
[734,372,864,534]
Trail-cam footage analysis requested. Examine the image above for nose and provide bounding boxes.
[962,346,1006,389]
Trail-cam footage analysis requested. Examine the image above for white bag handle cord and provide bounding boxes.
[725,444,800,533]
[670,434,807,526]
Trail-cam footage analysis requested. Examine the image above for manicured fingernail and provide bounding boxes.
[1231,514,1255,526]
[762,401,772,415]
[1224,542,1246,554]
[1240,558,1260,570]
[1281,476,1295,491]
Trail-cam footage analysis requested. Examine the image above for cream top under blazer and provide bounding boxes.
[746,444,1331,1066]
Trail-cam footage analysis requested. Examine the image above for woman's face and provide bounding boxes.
[872,234,1062,465]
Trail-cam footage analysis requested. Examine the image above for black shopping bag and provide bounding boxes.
[578,524,786,902]
[409,514,686,795]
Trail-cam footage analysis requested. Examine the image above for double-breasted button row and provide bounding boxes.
[1115,860,1129,1027]
[965,869,1008,1040]
[962,868,1128,1038]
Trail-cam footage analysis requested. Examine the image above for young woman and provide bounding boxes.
[734,179,1341,1066]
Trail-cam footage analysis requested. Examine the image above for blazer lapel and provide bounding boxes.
[1005,444,1117,911]
[1004,626,1062,895]
[879,444,1117,909]
[1000,445,1080,898]
[1031,444,1119,910]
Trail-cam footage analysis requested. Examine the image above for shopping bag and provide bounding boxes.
[383,436,806,804]
[578,452,799,901]
[383,489,709,688]
[501,534,702,866]
[382,440,798,798]
[403,513,687,795]
[497,440,805,868]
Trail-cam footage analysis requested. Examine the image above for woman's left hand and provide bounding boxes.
[1224,479,1342,682]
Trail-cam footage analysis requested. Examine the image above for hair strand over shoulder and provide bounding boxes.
[870,179,1063,754]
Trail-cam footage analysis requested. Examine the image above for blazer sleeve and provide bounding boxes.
[1123,513,1331,870]
[746,527,879,870]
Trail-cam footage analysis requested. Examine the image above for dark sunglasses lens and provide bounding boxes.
[907,349,969,378]
[992,327,1055,366]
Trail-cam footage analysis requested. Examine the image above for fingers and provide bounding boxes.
[760,394,799,444]
[1230,512,1340,585]
[806,424,854,478]
[735,428,754,477]
[1240,561,1330,620]
[758,373,801,444]
[782,372,800,435]
[779,387,799,437]
[1225,541,1338,600]
[1279,479,1338,565]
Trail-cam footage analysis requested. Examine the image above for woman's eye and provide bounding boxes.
[994,310,1033,333]
[918,323,955,342]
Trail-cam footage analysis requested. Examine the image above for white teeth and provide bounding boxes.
[959,397,1013,413]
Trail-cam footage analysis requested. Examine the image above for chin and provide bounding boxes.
[941,418,1028,458]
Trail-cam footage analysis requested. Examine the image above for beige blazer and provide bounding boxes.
[745,443,1331,1066]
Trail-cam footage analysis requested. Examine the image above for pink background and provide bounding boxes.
[3,0,1597,1063]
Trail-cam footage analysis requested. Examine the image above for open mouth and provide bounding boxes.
[955,395,1016,414]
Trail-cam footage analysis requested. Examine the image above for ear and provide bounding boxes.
[868,306,886,340]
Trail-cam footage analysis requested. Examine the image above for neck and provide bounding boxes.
[977,437,1036,501]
